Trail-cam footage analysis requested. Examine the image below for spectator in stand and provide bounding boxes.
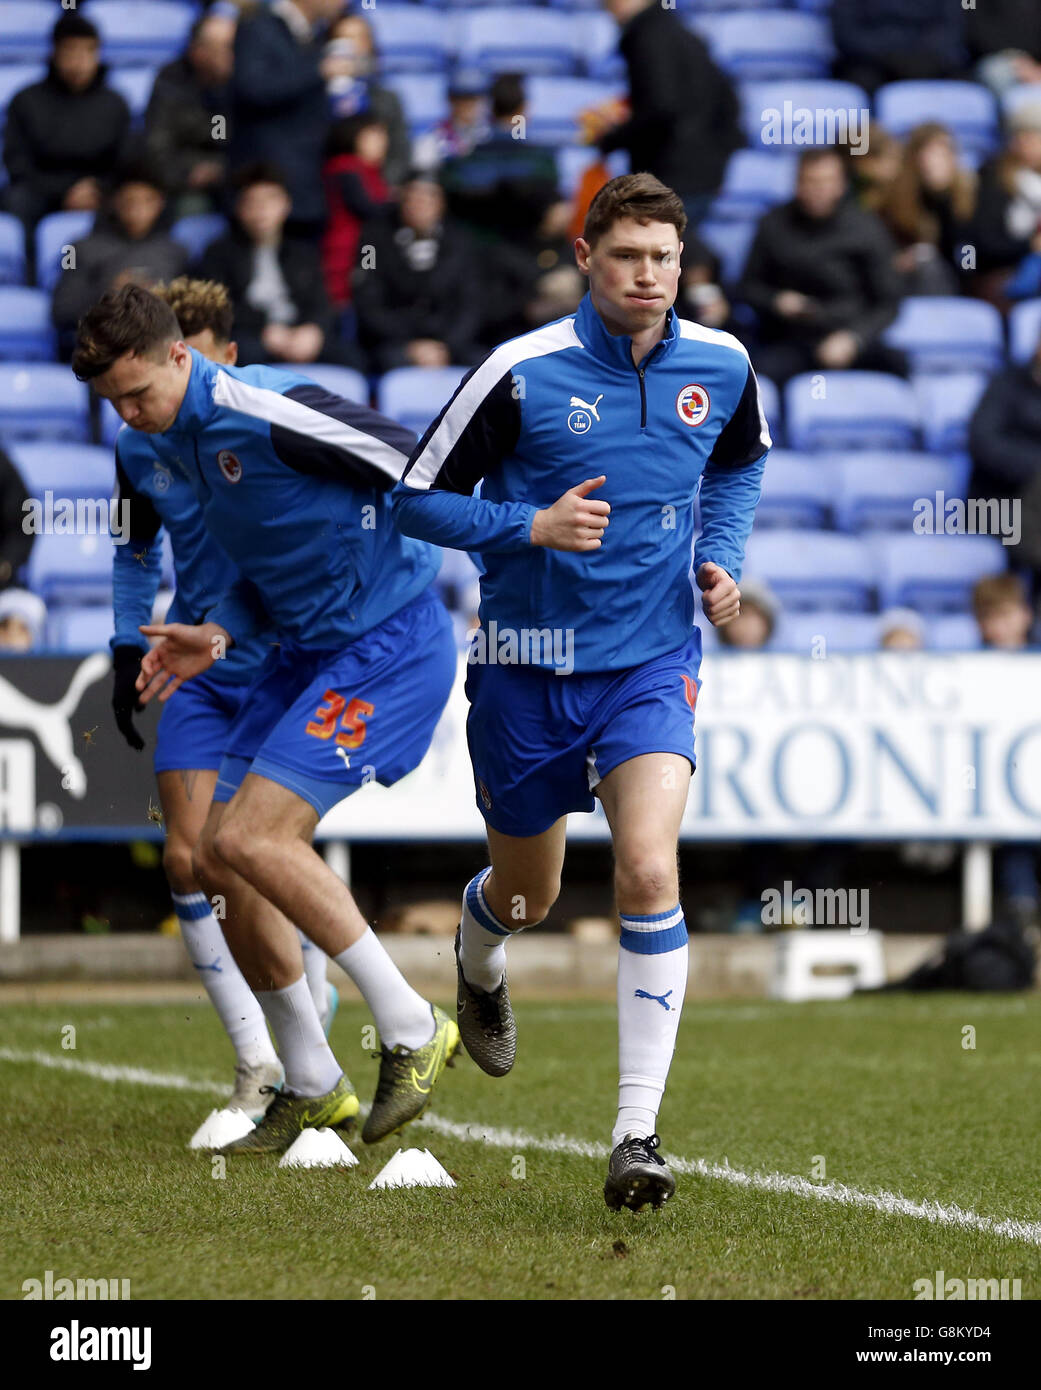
[715,581,777,650]
[848,126,903,216]
[676,234,738,333]
[52,165,187,358]
[877,123,977,294]
[2,12,131,271]
[412,69,490,175]
[969,105,1041,290]
[229,0,344,239]
[966,0,1041,98]
[739,148,906,385]
[878,609,925,650]
[0,589,47,653]
[144,10,237,221]
[595,0,742,228]
[0,449,33,594]
[198,162,355,368]
[523,265,586,331]
[323,12,412,189]
[831,0,968,96]
[322,114,394,313]
[353,170,483,374]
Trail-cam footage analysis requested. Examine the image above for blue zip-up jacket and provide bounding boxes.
[392,291,770,672]
[111,424,273,684]
[148,351,440,651]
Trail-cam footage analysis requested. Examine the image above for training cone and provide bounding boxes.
[279,1127,359,1169]
[188,1107,255,1150]
[369,1148,456,1189]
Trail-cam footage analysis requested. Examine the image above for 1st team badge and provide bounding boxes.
[676,384,710,426]
[217,450,242,483]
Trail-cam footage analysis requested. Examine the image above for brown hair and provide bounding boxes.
[153,276,234,344]
[972,572,1027,618]
[878,122,976,248]
[71,284,180,381]
[582,172,686,250]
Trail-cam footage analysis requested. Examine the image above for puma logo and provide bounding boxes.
[0,653,110,798]
[569,393,603,421]
[634,988,674,1011]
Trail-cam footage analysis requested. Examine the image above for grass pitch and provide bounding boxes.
[2,992,1040,1300]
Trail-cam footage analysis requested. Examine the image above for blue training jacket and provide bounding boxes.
[392,291,771,672]
[146,351,440,652]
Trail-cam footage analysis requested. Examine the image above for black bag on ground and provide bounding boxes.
[878,919,1037,992]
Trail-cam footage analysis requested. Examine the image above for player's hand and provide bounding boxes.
[111,645,146,750]
[530,476,611,552]
[135,621,228,705]
[696,562,740,627]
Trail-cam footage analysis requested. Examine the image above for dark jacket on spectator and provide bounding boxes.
[352,211,483,373]
[197,227,333,365]
[3,63,130,214]
[144,54,231,200]
[51,212,188,340]
[969,158,1039,274]
[229,6,329,227]
[969,362,1041,501]
[440,130,560,250]
[0,449,33,591]
[596,3,741,198]
[831,0,966,82]
[739,197,902,348]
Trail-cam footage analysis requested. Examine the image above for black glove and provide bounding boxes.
[112,644,146,751]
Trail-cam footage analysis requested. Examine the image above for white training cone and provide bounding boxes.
[188,1107,255,1150]
[369,1147,456,1189]
[279,1127,359,1169]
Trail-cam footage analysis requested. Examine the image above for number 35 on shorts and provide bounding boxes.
[305,689,374,749]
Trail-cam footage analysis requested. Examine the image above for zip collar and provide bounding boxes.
[573,289,678,372]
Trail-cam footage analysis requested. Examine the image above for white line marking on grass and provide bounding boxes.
[5,1045,1041,1248]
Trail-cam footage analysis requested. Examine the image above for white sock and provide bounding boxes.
[458,867,525,992]
[296,928,330,1023]
[173,891,278,1070]
[255,975,342,1097]
[335,928,433,1050]
[613,906,688,1149]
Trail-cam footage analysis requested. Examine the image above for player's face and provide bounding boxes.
[576,218,682,337]
[93,343,192,434]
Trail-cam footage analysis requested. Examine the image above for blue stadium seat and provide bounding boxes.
[99,399,124,449]
[108,66,158,122]
[678,0,788,10]
[834,454,965,533]
[697,219,756,286]
[1001,84,1041,122]
[0,6,54,64]
[89,2,196,69]
[294,364,370,405]
[27,531,113,607]
[875,534,1007,612]
[0,213,26,287]
[522,77,620,145]
[912,372,988,460]
[457,10,581,77]
[785,372,919,452]
[170,213,227,263]
[927,613,982,651]
[710,151,797,221]
[378,366,468,435]
[556,146,628,197]
[0,287,54,361]
[581,12,626,82]
[742,529,875,611]
[754,451,831,530]
[771,610,883,653]
[545,0,609,10]
[34,211,94,292]
[0,65,45,133]
[1009,299,1041,364]
[47,604,115,654]
[690,12,834,82]
[384,74,450,136]
[757,373,781,443]
[0,364,89,443]
[9,443,115,503]
[874,81,999,161]
[884,296,1005,375]
[740,81,870,152]
[366,5,452,74]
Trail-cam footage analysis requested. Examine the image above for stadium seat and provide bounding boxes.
[770,610,883,653]
[875,534,1007,612]
[9,443,115,503]
[0,364,89,443]
[170,213,227,263]
[108,66,158,123]
[384,74,450,136]
[697,219,756,286]
[883,296,1005,375]
[27,530,113,606]
[581,12,627,82]
[927,614,982,651]
[47,604,115,654]
[0,287,55,361]
[457,10,581,77]
[523,77,621,145]
[89,2,196,69]
[690,12,834,82]
[0,65,44,134]
[378,366,469,436]
[99,399,124,449]
[912,372,988,460]
[740,81,870,153]
[874,81,999,161]
[785,372,920,452]
[1009,299,1041,365]
[35,211,94,292]
[833,454,966,533]
[1001,84,1041,122]
[742,529,875,611]
[0,213,26,287]
[556,146,628,197]
[754,451,832,530]
[678,0,788,10]
[366,6,452,74]
[293,364,370,405]
[709,151,797,221]
[0,5,54,64]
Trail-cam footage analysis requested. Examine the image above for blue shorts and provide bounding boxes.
[153,668,251,774]
[464,629,703,838]
[213,589,456,820]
